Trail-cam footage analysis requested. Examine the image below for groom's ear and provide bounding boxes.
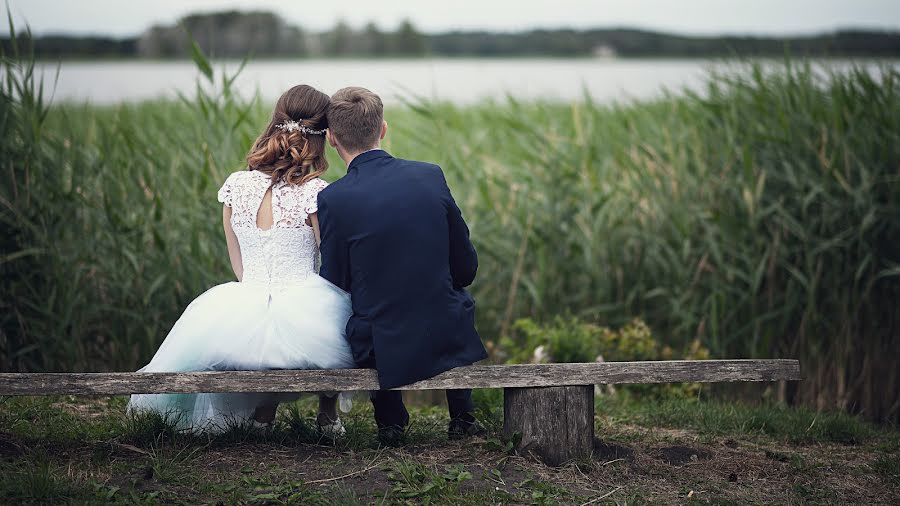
[327,129,337,148]
[379,120,388,141]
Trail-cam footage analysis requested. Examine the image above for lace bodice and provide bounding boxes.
[218,171,328,289]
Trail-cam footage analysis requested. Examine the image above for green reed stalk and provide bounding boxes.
[1,24,897,421]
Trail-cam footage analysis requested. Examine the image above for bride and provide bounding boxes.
[128,84,353,434]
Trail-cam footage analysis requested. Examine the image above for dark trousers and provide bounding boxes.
[370,388,474,429]
[359,356,474,429]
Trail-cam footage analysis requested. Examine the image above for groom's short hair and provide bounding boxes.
[328,87,384,154]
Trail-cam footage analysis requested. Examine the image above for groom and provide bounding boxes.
[317,86,488,444]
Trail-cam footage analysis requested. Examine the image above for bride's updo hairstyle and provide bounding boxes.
[246,84,330,186]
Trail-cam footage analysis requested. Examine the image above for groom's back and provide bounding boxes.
[333,156,451,295]
[317,150,486,389]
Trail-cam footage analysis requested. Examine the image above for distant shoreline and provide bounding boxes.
[27,55,900,64]
[3,10,898,61]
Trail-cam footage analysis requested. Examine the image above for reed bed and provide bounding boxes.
[2,29,898,421]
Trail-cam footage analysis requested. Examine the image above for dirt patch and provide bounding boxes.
[764,448,791,462]
[653,445,713,466]
[0,432,25,458]
[593,439,635,462]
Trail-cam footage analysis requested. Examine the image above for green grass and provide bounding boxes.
[0,453,96,505]
[1,22,899,424]
[1,394,898,505]
[599,394,880,444]
[874,453,900,480]
[2,393,894,450]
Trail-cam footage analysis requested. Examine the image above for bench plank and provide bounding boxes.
[0,360,800,395]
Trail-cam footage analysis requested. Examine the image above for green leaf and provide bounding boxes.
[0,247,44,265]
[189,39,213,83]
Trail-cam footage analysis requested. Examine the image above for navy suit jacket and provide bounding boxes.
[317,150,487,389]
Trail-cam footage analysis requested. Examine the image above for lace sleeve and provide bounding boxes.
[217,172,242,207]
[304,178,329,215]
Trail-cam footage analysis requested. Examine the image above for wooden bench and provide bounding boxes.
[0,359,800,466]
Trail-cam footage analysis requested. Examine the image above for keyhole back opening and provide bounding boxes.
[256,188,275,231]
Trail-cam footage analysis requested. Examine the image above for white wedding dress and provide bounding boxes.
[128,170,354,432]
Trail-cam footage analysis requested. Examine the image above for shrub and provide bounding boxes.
[497,315,710,398]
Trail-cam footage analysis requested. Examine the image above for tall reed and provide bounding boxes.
[1,26,897,421]
[1,29,263,372]
[402,62,899,421]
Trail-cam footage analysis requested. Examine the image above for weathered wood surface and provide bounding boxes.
[504,385,594,466]
[0,359,800,395]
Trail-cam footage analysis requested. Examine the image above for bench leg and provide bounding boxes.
[503,385,594,466]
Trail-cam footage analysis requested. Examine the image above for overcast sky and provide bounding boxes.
[4,0,900,37]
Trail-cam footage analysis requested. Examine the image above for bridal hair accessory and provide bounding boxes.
[275,120,326,135]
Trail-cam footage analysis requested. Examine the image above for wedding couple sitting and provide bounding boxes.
[128,85,487,444]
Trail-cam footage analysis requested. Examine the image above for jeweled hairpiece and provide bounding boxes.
[275,120,326,135]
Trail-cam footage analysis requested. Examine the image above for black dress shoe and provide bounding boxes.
[448,418,487,440]
[377,425,407,447]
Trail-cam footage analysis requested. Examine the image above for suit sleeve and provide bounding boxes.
[317,193,351,291]
[441,170,478,289]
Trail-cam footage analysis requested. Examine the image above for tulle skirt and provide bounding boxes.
[127,275,354,433]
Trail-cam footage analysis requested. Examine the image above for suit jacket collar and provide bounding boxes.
[348,149,392,171]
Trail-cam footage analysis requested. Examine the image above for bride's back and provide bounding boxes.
[218,170,328,287]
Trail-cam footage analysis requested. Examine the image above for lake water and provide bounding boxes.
[34,58,897,106]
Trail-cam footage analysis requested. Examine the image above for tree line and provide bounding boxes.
[4,10,900,59]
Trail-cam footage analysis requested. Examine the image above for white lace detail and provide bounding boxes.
[217,171,328,289]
